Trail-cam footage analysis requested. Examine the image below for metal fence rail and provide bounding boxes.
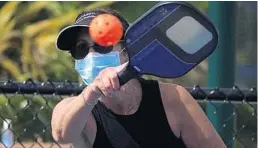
[0,79,257,148]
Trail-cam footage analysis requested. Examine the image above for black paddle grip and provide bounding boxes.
[118,65,139,86]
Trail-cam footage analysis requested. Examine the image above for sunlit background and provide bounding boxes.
[0,1,256,148]
[0,1,256,87]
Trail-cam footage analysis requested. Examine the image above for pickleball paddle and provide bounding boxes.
[118,1,218,85]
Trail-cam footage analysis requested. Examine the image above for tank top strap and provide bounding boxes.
[137,78,163,113]
[138,77,161,97]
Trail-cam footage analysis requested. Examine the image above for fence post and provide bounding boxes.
[207,2,236,148]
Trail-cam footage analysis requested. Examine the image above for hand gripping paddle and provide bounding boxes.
[118,1,218,85]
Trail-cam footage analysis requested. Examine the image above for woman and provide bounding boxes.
[51,8,226,148]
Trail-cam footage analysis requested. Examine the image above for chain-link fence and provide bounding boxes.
[0,79,257,148]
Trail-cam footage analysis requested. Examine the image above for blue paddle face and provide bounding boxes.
[124,2,218,78]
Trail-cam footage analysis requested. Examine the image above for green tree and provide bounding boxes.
[0,1,115,82]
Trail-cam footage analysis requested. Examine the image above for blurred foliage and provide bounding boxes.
[0,1,256,147]
[0,1,115,82]
[0,1,256,85]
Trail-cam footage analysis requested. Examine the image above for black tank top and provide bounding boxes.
[92,78,186,148]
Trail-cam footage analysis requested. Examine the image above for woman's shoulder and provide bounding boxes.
[154,78,186,93]
[157,80,196,108]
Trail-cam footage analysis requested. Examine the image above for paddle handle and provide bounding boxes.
[118,65,139,86]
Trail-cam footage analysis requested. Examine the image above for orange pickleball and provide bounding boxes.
[89,14,123,47]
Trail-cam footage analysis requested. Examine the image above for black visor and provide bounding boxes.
[56,10,129,52]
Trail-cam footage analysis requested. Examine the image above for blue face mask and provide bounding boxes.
[75,51,121,85]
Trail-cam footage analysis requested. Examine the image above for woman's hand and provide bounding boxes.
[87,62,128,98]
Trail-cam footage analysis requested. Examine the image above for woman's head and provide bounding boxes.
[56,8,130,63]
[56,8,131,85]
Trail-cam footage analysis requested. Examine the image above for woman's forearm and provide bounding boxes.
[51,86,100,143]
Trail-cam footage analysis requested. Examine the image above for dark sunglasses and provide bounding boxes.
[70,40,125,60]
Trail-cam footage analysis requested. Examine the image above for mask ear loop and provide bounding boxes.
[117,39,127,54]
[117,41,130,67]
[119,47,126,54]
